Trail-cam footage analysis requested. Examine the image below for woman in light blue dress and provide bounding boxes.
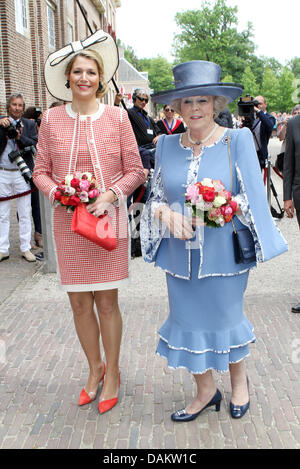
[141,61,288,421]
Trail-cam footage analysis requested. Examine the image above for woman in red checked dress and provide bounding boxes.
[33,31,145,414]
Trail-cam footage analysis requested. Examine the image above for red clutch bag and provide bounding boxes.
[71,203,117,251]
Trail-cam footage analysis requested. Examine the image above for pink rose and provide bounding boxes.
[79,179,90,192]
[214,180,225,192]
[186,184,200,205]
[221,205,233,216]
[230,200,238,213]
[219,190,231,201]
[209,208,221,218]
[88,189,99,199]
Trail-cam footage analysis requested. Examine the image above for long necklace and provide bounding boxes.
[187,123,218,146]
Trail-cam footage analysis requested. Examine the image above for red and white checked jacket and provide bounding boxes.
[33,103,145,204]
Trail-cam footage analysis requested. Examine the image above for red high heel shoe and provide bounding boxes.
[98,371,120,414]
[78,363,106,406]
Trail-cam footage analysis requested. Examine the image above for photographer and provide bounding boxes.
[0,93,38,262]
[238,95,275,169]
[128,89,162,148]
[251,96,276,169]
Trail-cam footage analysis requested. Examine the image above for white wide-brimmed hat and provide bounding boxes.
[44,30,119,102]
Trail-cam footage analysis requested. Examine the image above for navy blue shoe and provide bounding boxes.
[230,378,250,419]
[171,389,222,422]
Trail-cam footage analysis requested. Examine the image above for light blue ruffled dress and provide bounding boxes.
[141,128,288,375]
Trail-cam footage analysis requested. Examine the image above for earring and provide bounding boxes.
[98,82,103,92]
[65,80,70,89]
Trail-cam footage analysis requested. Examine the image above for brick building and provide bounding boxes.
[0,0,121,114]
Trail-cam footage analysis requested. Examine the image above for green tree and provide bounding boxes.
[261,67,280,111]
[172,0,255,83]
[138,56,174,94]
[288,57,300,78]
[241,66,259,98]
[278,67,296,112]
[222,73,238,113]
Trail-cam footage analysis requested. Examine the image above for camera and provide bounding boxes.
[3,121,21,139]
[8,145,36,183]
[33,107,42,126]
[238,95,260,129]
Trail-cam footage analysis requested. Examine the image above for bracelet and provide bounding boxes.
[110,189,118,203]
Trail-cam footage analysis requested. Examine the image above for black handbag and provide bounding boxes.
[227,133,256,264]
[232,226,256,264]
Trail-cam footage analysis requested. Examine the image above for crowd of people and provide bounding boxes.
[0,28,298,424]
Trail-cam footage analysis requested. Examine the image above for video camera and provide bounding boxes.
[238,95,260,129]
[33,107,42,126]
[8,145,36,183]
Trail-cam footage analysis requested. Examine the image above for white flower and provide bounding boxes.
[65,174,73,186]
[196,196,206,211]
[201,178,214,187]
[213,196,226,208]
[64,186,75,196]
[215,216,225,227]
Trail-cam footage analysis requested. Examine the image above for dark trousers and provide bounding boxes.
[31,189,42,234]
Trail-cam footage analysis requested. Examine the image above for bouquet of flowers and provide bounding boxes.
[54,172,100,212]
[185,178,237,228]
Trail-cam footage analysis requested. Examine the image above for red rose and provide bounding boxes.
[224,213,233,223]
[70,178,80,189]
[69,195,81,206]
[61,196,71,205]
[230,200,238,213]
[54,191,62,201]
[202,190,216,202]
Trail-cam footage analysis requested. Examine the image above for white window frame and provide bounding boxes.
[67,22,74,43]
[47,1,56,50]
[15,0,29,37]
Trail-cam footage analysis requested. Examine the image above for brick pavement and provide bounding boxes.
[0,138,299,449]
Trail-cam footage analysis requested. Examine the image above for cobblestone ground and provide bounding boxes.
[0,138,299,449]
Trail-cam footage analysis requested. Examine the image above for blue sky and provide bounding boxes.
[117,0,298,65]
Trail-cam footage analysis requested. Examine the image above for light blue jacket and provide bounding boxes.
[140,128,288,280]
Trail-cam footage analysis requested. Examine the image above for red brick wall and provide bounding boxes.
[0,0,118,114]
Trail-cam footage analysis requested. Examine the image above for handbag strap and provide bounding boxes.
[227,130,237,234]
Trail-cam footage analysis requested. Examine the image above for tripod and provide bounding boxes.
[264,155,284,219]
[246,124,284,219]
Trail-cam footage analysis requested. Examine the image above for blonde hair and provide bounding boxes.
[65,50,108,99]
[170,95,228,119]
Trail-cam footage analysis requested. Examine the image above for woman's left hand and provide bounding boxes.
[86,190,116,217]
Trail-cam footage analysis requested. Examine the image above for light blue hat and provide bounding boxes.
[151,61,243,104]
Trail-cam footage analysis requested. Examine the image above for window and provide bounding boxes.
[15,0,29,36]
[47,2,56,49]
[67,23,74,43]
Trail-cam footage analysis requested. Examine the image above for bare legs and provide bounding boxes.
[94,289,122,401]
[184,360,249,414]
[68,289,121,400]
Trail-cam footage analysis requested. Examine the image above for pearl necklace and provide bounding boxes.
[187,123,218,146]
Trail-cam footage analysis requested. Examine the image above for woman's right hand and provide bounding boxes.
[156,206,194,240]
